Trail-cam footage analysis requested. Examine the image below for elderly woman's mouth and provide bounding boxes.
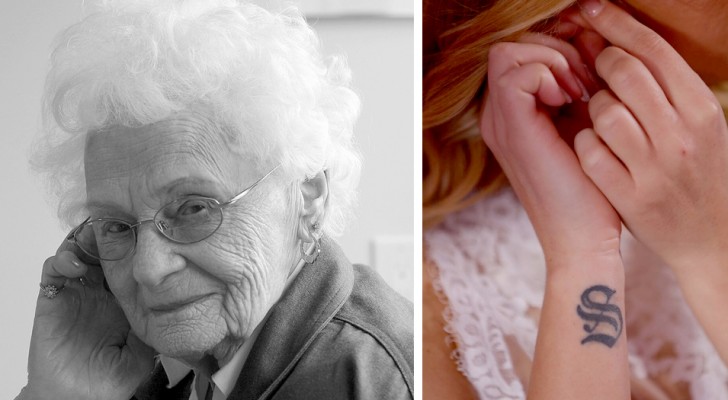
[147,294,214,313]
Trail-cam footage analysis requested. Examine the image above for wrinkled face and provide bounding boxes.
[622,0,728,83]
[84,113,297,362]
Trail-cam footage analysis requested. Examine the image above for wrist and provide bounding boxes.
[545,249,624,291]
[544,245,623,272]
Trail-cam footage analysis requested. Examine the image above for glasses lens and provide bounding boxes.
[155,197,223,243]
[75,219,135,261]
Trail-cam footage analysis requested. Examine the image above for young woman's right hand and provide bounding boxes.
[19,239,155,400]
[483,33,631,400]
[481,33,619,266]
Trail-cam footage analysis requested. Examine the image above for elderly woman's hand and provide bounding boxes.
[21,239,154,400]
[574,0,728,362]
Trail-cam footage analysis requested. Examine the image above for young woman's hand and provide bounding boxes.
[481,31,618,266]
[574,0,728,274]
[19,239,155,400]
[482,29,631,400]
[574,0,728,363]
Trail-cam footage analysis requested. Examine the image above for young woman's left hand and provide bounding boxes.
[573,0,728,273]
[573,0,728,363]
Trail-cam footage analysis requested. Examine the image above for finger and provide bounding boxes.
[60,223,102,266]
[488,42,585,102]
[574,127,634,206]
[594,46,677,135]
[40,252,88,297]
[494,63,570,125]
[488,63,579,183]
[552,20,582,39]
[560,7,606,67]
[588,90,653,169]
[572,30,607,81]
[518,33,592,101]
[485,62,564,155]
[579,0,710,110]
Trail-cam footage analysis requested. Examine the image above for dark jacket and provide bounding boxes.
[133,236,414,399]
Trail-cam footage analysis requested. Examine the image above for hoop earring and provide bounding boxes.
[301,238,321,264]
[301,222,321,264]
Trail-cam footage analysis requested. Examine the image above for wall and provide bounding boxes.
[314,17,414,300]
[0,2,412,397]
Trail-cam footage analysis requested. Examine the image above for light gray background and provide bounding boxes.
[0,1,413,396]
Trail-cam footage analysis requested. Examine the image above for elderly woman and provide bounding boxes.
[17,1,413,399]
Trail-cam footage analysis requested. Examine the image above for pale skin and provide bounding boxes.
[574,0,728,364]
[425,0,728,398]
[19,113,328,400]
[482,4,629,397]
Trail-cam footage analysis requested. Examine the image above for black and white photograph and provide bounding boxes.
[1,0,413,398]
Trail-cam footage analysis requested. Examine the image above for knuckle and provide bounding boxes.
[581,145,606,171]
[595,46,623,69]
[691,98,723,126]
[594,104,627,133]
[488,42,514,62]
[635,30,668,57]
[590,89,612,105]
[493,74,514,93]
[586,152,605,170]
[608,57,643,87]
[43,256,56,271]
[547,48,569,67]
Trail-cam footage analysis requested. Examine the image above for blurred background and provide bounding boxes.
[0,0,413,397]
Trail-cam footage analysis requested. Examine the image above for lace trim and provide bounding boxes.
[621,233,728,399]
[425,188,728,399]
[425,189,542,399]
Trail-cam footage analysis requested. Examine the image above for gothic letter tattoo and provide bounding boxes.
[576,285,623,348]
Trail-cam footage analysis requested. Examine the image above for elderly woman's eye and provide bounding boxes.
[100,221,131,235]
[177,199,211,216]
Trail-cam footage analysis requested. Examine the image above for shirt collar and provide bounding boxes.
[228,236,355,399]
[158,256,307,397]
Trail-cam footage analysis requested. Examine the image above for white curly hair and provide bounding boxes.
[32,0,362,237]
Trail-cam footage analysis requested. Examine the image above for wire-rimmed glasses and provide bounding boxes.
[66,165,280,261]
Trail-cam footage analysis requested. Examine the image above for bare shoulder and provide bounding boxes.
[423,255,477,400]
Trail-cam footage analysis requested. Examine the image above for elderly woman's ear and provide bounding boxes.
[298,170,329,242]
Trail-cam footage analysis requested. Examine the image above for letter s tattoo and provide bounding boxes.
[576,285,623,348]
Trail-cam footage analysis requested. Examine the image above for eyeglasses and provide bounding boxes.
[67,165,280,261]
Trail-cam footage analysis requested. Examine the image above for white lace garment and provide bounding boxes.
[425,188,728,399]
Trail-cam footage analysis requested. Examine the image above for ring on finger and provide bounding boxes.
[39,283,63,299]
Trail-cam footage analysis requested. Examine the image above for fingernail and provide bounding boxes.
[576,78,590,102]
[71,259,82,269]
[579,0,604,17]
[561,89,573,104]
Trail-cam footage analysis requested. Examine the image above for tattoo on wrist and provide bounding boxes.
[576,285,623,348]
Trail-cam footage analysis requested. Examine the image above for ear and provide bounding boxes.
[297,170,329,243]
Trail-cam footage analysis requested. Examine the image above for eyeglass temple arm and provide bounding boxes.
[66,216,92,241]
[224,164,281,206]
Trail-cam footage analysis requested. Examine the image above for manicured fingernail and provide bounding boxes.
[561,89,573,104]
[580,0,604,17]
[576,78,590,102]
[71,259,82,268]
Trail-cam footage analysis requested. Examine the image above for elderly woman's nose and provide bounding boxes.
[131,224,185,287]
